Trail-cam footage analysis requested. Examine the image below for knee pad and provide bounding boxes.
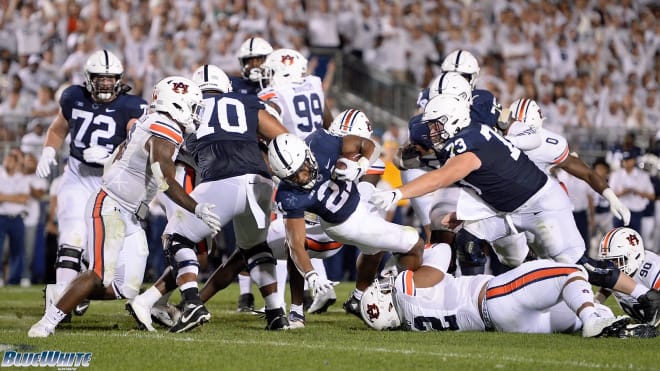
[492,232,529,267]
[577,255,621,290]
[455,229,487,268]
[242,242,276,271]
[55,245,83,272]
[163,233,199,274]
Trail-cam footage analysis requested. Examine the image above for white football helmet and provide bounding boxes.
[360,278,401,331]
[191,64,232,93]
[440,49,480,89]
[268,133,318,190]
[237,37,273,82]
[151,76,204,135]
[84,49,124,102]
[262,48,307,87]
[422,94,471,150]
[328,109,373,139]
[598,227,645,276]
[509,98,544,131]
[428,71,473,104]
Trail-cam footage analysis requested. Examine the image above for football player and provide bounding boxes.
[360,244,657,338]
[259,48,334,138]
[370,94,660,324]
[127,64,290,333]
[28,76,221,337]
[258,47,335,313]
[267,130,425,320]
[231,36,273,95]
[36,50,148,319]
[597,227,660,326]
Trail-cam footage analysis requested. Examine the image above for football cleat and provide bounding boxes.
[618,323,659,338]
[74,299,90,316]
[237,293,255,313]
[169,302,211,333]
[126,298,155,332]
[265,307,290,330]
[151,303,179,328]
[308,287,336,314]
[28,320,55,338]
[342,295,362,319]
[288,311,305,329]
[582,315,630,338]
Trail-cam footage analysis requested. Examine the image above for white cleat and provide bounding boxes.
[126,297,155,332]
[28,320,55,338]
[582,315,630,338]
[308,287,337,314]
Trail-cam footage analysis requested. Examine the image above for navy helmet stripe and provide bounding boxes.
[204,64,209,82]
[455,50,462,68]
[437,73,447,93]
[273,137,291,171]
[103,50,109,71]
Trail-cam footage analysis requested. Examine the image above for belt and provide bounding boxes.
[478,282,495,331]
[0,213,25,218]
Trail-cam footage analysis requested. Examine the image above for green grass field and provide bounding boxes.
[1,283,658,370]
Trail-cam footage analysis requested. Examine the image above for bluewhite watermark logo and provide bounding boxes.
[1,350,92,368]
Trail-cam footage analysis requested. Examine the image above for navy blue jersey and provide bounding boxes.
[276,129,360,224]
[230,76,261,96]
[60,85,147,166]
[471,89,500,127]
[416,88,500,128]
[438,123,548,212]
[192,92,270,181]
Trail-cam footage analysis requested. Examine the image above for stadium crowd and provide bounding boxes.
[0,0,658,293]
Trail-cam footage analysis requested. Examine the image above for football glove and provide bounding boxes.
[602,188,631,226]
[195,203,222,233]
[305,271,339,296]
[36,146,57,178]
[83,145,111,165]
[334,157,370,182]
[370,189,402,211]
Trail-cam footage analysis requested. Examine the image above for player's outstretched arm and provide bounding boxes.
[257,109,288,141]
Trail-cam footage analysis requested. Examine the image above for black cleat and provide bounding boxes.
[237,293,255,313]
[618,323,659,338]
[265,308,289,330]
[342,295,361,319]
[169,302,211,333]
[74,299,90,316]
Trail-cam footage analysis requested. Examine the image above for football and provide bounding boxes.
[335,152,362,170]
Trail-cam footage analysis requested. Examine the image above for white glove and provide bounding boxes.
[305,271,339,296]
[195,202,222,232]
[333,157,370,182]
[602,188,631,226]
[83,145,111,165]
[369,189,403,211]
[36,146,57,178]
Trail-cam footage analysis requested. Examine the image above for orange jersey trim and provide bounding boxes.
[306,238,343,252]
[486,266,579,300]
[150,123,183,144]
[91,190,107,279]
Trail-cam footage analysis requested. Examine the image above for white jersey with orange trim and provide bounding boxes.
[258,75,324,139]
[394,269,490,332]
[611,250,660,321]
[508,124,569,175]
[394,258,601,333]
[102,113,183,214]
